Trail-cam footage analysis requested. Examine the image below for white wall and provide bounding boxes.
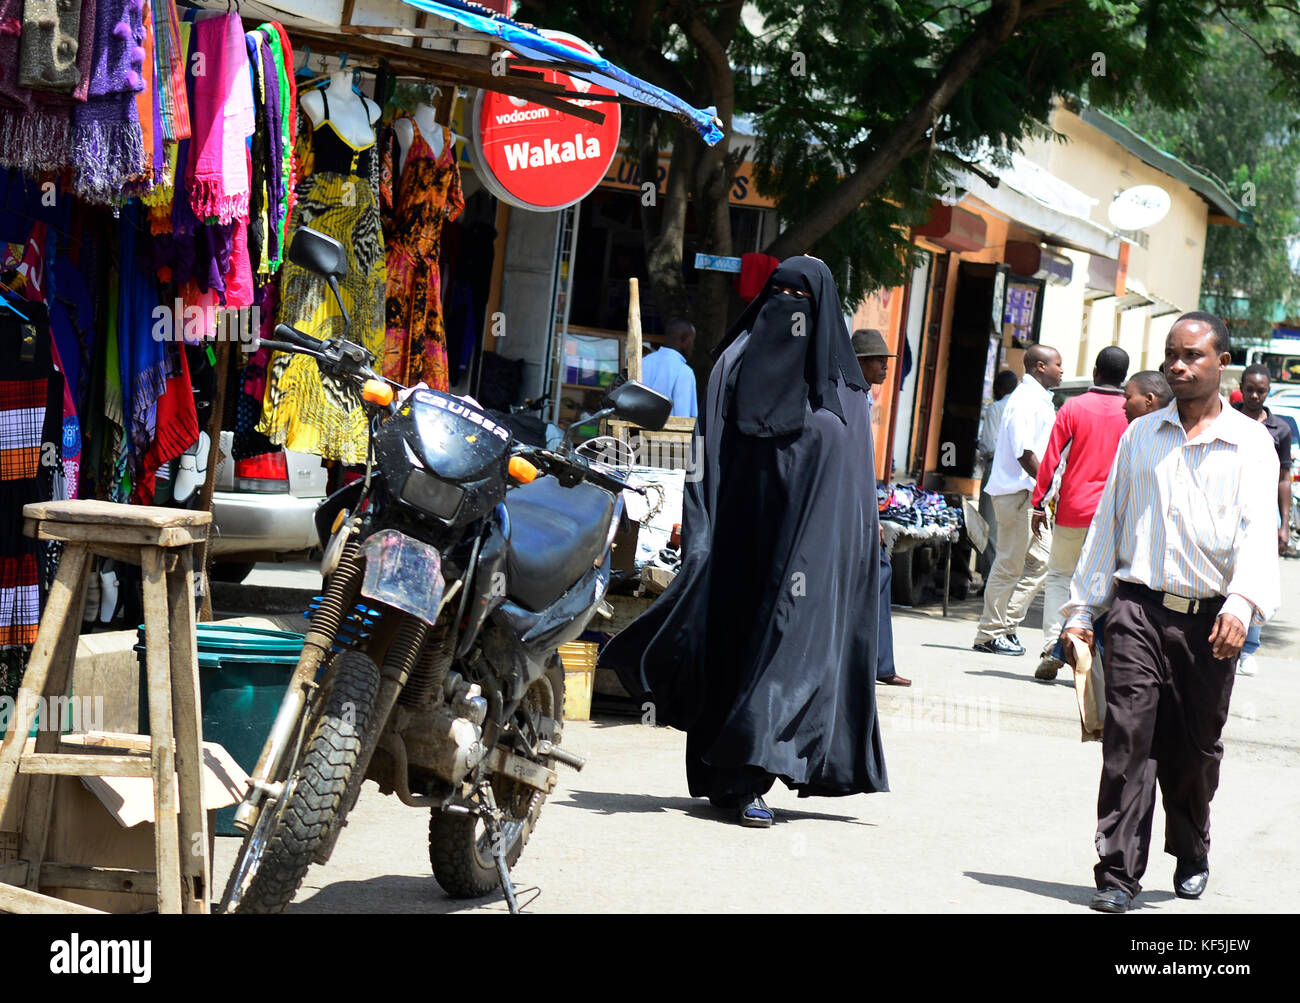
[1039,248,1089,377]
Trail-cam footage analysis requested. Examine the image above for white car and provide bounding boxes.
[209,432,328,582]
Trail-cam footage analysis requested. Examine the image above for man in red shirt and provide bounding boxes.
[1030,346,1131,680]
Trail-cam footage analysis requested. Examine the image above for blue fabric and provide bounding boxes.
[401,1,723,145]
[117,202,169,475]
[640,346,698,418]
[877,545,896,680]
[1242,622,1262,657]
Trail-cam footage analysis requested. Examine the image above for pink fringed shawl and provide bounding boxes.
[187,11,254,224]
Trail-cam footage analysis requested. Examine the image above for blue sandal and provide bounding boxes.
[738,795,774,828]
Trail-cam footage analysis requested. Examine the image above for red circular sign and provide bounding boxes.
[472,32,621,211]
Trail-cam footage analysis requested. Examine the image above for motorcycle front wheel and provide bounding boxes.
[231,649,382,914]
[428,657,565,900]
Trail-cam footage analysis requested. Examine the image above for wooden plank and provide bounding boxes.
[0,881,104,914]
[480,201,511,355]
[166,548,209,913]
[63,732,152,753]
[19,755,153,778]
[140,547,182,914]
[284,26,609,125]
[39,864,157,897]
[340,25,484,40]
[609,416,697,433]
[83,542,152,565]
[26,520,206,550]
[22,500,211,528]
[627,279,643,384]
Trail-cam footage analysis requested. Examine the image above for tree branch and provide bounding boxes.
[763,0,1075,258]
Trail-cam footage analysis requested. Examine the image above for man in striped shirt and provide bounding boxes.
[1062,312,1280,914]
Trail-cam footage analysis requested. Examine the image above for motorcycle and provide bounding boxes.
[218,227,670,914]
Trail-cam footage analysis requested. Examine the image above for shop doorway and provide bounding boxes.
[936,261,1009,479]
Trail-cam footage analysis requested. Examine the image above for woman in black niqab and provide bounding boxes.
[600,255,889,824]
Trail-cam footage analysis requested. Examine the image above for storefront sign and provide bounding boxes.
[470,31,620,211]
[694,253,742,273]
[602,153,776,208]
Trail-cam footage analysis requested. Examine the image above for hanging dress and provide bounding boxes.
[257,89,386,463]
[381,120,463,390]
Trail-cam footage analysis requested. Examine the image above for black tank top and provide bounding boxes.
[310,89,375,178]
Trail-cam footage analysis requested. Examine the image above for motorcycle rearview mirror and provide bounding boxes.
[288,227,352,339]
[606,380,672,431]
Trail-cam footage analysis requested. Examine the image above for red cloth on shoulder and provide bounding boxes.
[733,252,780,301]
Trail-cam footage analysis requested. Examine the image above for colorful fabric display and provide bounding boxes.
[187,10,254,224]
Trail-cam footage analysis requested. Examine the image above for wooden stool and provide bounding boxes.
[0,501,211,914]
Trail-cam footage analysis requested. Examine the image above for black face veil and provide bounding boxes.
[717,256,867,437]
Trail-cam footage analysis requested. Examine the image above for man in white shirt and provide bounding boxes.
[975,369,1021,582]
[1063,313,1280,914]
[640,318,698,419]
[972,344,1063,655]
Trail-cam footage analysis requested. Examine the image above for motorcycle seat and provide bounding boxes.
[505,475,614,613]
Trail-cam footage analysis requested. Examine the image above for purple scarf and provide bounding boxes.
[70,0,147,204]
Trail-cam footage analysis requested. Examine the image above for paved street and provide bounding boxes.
[214,558,1300,914]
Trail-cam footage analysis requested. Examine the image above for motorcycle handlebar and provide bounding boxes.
[273,323,328,353]
[516,447,642,496]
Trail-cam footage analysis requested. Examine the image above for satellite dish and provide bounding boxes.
[1108,185,1171,231]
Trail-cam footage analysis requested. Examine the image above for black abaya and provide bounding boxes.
[600,258,888,800]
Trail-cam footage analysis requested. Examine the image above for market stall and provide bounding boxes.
[0,0,722,693]
[878,482,969,613]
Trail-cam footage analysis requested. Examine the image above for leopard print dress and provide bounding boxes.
[257,103,386,463]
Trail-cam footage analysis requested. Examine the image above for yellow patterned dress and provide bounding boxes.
[257,101,387,463]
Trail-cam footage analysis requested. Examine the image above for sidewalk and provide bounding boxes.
[213,559,1300,913]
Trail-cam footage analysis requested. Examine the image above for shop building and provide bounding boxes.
[867,97,1250,493]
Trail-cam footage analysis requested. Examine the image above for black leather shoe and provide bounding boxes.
[1174,856,1209,899]
[1090,887,1132,913]
[973,636,1025,656]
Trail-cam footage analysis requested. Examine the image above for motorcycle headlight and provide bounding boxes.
[400,468,465,521]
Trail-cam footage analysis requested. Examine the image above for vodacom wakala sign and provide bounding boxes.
[470,31,621,212]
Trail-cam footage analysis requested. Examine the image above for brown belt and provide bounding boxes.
[1116,581,1224,617]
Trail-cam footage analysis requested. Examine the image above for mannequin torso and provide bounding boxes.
[300,69,380,149]
[394,102,446,175]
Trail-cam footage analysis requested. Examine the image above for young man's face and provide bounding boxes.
[1124,382,1160,423]
[1240,372,1270,416]
[858,355,889,386]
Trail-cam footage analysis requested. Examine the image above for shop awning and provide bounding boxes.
[953,153,1121,259]
[399,1,723,146]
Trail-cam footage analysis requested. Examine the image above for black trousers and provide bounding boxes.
[1095,583,1237,896]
